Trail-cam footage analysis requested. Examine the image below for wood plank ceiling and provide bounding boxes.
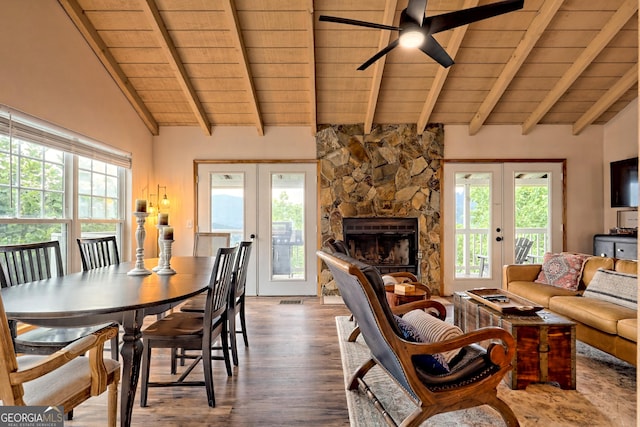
[58,0,638,136]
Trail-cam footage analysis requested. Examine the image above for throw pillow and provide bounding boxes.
[401,309,463,364]
[583,268,637,310]
[535,252,588,290]
[394,315,450,374]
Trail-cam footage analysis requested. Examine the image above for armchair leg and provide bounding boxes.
[347,358,376,391]
[108,376,119,427]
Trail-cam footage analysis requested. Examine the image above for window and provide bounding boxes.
[0,107,130,271]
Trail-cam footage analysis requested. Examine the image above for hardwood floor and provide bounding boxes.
[67,297,352,426]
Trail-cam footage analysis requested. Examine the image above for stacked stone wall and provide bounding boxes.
[317,123,444,296]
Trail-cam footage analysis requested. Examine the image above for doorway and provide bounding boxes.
[443,161,564,294]
[196,162,318,296]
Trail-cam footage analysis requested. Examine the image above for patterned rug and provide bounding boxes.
[336,316,637,427]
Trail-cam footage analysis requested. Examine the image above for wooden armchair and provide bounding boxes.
[326,238,431,298]
[318,250,519,427]
[0,293,120,426]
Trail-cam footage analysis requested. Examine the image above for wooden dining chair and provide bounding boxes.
[182,240,253,366]
[76,236,121,360]
[140,246,237,408]
[0,241,119,360]
[0,292,121,426]
[77,236,120,271]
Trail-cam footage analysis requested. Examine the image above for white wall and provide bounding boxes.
[0,1,154,264]
[444,124,605,254]
[603,99,639,231]
[153,126,317,255]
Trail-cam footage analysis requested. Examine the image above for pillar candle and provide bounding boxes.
[158,213,169,225]
[135,199,147,212]
[162,227,174,240]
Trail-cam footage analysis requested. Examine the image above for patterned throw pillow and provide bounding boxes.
[535,252,588,290]
[394,315,450,374]
[583,268,637,310]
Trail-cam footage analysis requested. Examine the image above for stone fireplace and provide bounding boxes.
[343,217,419,275]
[317,123,443,296]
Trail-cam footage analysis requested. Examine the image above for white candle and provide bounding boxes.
[135,199,147,212]
[158,213,169,225]
[162,227,174,240]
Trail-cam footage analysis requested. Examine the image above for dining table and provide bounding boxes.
[0,256,214,427]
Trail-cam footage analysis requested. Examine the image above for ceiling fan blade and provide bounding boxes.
[357,39,400,71]
[418,35,454,68]
[406,0,428,24]
[319,15,400,31]
[424,0,524,34]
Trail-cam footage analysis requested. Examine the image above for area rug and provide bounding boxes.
[336,315,636,427]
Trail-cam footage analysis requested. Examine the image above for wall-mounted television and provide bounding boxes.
[610,157,638,208]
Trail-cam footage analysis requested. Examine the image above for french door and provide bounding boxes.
[196,162,317,296]
[443,162,564,295]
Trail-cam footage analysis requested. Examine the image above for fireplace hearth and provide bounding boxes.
[343,217,419,277]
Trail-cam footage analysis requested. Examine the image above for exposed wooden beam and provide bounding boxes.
[468,0,563,136]
[573,64,638,135]
[57,0,159,135]
[364,0,398,135]
[521,0,638,135]
[417,0,478,134]
[141,0,211,136]
[223,0,264,136]
[306,0,318,135]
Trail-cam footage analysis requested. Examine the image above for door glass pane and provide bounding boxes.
[210,173,244,246]
[455,172,491,278]
[271,173,305,280]
[514,171,550,264]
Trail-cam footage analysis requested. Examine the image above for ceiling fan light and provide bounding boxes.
[399,30,424,48]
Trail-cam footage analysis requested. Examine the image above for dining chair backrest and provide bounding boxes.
[231,241,253,299]
[203,246,237,329]
[77,236,120,271]
[0,241,64,288]
[194,232,231,257]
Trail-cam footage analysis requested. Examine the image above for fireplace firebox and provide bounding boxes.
[343,217,419,276]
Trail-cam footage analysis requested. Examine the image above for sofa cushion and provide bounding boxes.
[507,280,581,308]
[615,259,638,275]
[549,296,636,335]
[535,252,588,290]
[580,256,615,289]
[583,269,637,310]
[617,318,637,343]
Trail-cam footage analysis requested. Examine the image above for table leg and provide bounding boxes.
[120,310,144,427]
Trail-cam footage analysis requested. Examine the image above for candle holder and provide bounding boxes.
[153,224,168,272]
[156,239,176,275]
[128,212,152,276]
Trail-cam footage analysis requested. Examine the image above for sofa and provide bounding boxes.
[503,254,637,366]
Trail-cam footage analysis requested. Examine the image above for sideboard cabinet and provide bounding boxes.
[593,234,637,260]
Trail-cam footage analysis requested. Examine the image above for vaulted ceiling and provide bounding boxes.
[58,0,638,136]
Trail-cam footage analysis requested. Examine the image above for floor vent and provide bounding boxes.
[279,299,303,305]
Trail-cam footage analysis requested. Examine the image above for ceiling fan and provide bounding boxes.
[319,0,524,70]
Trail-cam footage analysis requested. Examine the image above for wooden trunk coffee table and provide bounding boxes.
[453,291,576,390]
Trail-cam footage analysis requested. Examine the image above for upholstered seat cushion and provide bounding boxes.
[507,280,581,308]
[549,296,636,335]
[143,312,204,337]
[617,318,637,343]
[11,355,119,407]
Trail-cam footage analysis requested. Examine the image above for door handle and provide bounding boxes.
[250,234,256,239]
[496,236,503,242]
